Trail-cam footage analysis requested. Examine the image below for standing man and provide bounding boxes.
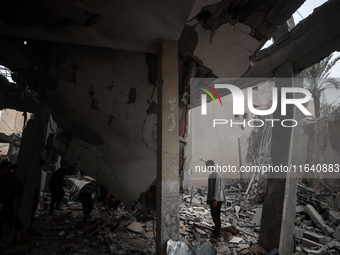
[49,166,74,215]
[206,160,225,242]
[0,161,28,243]
[79,181,100,223]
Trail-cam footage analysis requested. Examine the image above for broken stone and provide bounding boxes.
[251,207,262,225]
[58,231,65,236]
[333,225,340,241]
[235,206,240,220]
[303,231,326,245]
[127,222,143,234]
[236,244,250,251]
[229,237,243,243]
[305,204,334,236]
[294,227,304,240]
[328,210,340,225]
[296,205,305,213]
[229,218,238,226]
[216,245,231,254]
[198,240,217,255]
[144,231,155,238]
[166,239,189,254]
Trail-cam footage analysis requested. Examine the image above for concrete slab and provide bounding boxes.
[303,231,326,245]
[127,222,143,234]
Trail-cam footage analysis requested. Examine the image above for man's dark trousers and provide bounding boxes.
[210,201,222,237]
[79,193,93,222]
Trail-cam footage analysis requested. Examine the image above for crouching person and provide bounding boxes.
[103,193,123,216]
[79,181,100,223]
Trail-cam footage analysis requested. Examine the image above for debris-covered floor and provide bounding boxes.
[1,178,339,254]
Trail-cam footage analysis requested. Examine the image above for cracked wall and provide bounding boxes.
[41,44,158,206]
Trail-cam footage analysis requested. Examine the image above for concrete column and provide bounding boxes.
[258,62,299,254]
[156,39,180,254]
[15,112,48,228]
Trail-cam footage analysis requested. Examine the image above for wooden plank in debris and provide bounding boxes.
[87,222,107,237]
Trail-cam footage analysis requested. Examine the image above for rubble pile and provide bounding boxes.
[28,202,157,255]
[180,182,264,255]
[179,179,340,254]
[21,177,157,255]
[2,177,339,254]
[294,181,340,254]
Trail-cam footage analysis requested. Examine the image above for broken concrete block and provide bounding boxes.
[302,238,323,248]
[166,239,189,254]
[229,237,243,243]
[234,206,240,220]
[236,244,250,251]
[328,210,340,225]
[303,231,326,245]
[229,218,238,226]
[294,227,304,240]
[127,222,143,234]
[305,204,334,236]
[144,231,155,238]
[334,225,340,241]
[296,205,305,213]
[199,240,217,255]
[251,207,262,225]
[58,231,65,236]
[217,245,231,254]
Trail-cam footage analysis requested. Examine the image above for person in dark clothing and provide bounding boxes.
[103,193,123,216]
[79,181,100,223]
[49,166,74,215]
[0,161,28,242]
[206,160,225,242]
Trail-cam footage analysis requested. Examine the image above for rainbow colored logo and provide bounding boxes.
[197,82,222,106]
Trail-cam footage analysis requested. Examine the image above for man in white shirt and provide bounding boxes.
[206,160,225,241]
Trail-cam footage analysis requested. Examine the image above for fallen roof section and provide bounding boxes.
[244,0,340,79]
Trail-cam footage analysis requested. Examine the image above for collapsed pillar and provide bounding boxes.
[156,39,180,253]
[258,62,301,254]
[15,112,48,228]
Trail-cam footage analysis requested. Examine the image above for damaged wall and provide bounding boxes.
[39,43,158,207]
[301,119,340,191]
[182,0,305,78]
